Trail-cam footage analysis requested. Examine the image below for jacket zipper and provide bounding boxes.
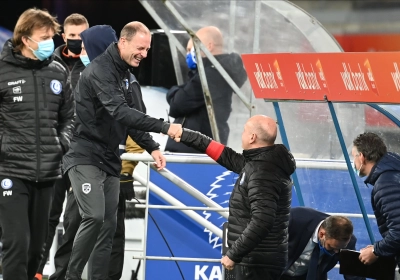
[33,70,41,182]
[42,79,47,108]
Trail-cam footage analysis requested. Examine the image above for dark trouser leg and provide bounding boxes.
[49,189,82,280]
[28,181,54,279]
[0,177,30,280]
[87,175,119,279]
[230,265,282,280]
[66,165,119,280]
[37,175,70,274]
[0,176,53,280]
[107,193,126,280]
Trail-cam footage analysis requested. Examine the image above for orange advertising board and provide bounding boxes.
[241,52,400,103]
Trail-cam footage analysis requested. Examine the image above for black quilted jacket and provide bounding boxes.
[180,129,296,272]
[0,39,73,182]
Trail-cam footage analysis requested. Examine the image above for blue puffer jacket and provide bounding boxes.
[364,152,400,263]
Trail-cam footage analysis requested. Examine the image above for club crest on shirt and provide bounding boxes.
[50,80,62,95]
[82,183,91,194]
[1,178,13,189]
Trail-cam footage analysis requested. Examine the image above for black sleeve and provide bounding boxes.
[127,128,160,154]
[90,65,169,134]
[226,166,282,262]
[180,128,245,174]
[166,74,205,118]
[57,73,74,154]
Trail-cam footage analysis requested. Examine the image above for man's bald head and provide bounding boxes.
[120,21,150,41]
[242,115,277,149]
[195,26,223,55]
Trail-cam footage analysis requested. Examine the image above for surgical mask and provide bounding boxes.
[318,238,335,256]
[186,47,197,70]
[28,37,54,61]
[67,39,82,55]
[80,54,90,67]
[352,163,363,177]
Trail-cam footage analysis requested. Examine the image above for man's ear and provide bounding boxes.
[21,36,30,48]
[249,133,256,144]
[318,227,326,239]
[62,33,66,43]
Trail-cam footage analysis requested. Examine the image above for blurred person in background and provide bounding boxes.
[35,12,88,280]
[165,26,247,153]
[0,7,73,280]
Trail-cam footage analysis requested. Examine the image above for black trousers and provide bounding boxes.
[225,265,282,280]
[37,174,71,274]
[0,176,54,280]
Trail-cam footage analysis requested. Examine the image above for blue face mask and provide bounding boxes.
[318,238,335,256]
[186,47,197,70]
[352,163,363,177]
[28,37,54,61]
[80,54,90,67]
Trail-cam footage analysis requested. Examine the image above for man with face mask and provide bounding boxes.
[352,132,400,278]
[35,13,89,280]
[0,8,73,280]
[165,26,248,153]
[280,207,365,280]
[54,13,88,88]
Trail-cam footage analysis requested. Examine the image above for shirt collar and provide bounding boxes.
[312,220,324,243]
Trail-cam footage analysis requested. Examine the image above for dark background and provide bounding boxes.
[0,0,180,87]
[1,0,159,37]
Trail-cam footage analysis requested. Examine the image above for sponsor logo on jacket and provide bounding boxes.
[8,79,26,86]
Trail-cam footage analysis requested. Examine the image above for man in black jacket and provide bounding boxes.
[0,8,73,280]
[35,13,89,280]
[281,207,365,280]
[352,132,400,278]
[173,115,296,279]
[63,22,181,280]
[165,26,247,153]
[46,25,120,280]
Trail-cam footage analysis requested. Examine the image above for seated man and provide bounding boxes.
[281,207,365,280]
[165,26,247,153]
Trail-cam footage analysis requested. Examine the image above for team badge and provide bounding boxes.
[50,80,62,95]
[1,178,13,189]
[82,183,91,194]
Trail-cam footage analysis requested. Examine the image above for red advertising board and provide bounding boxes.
[241,52,400,103]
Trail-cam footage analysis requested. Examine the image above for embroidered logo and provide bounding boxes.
[12,86,22,94]
[82,183,91,194]
[50,80,62,95]
[1,178,13,189]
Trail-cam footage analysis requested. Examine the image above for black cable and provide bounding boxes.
[133,197,185,280]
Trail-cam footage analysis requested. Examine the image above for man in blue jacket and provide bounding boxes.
[352,132,400,278]
[281,207,365,280]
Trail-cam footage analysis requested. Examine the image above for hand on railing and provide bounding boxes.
[151,150,166,170]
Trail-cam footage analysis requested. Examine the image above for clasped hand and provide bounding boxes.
[167,123,182,142]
